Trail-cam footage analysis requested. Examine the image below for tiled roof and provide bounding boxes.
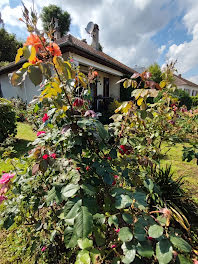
[56,34,137,75]
[0,34,136,76]
[174,74,198,88]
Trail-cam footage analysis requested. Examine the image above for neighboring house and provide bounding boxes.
[0,24,136,105]
[174,74,198,96]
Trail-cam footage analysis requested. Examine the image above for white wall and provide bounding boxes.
[178,85,198,96]
[0,73,40,103]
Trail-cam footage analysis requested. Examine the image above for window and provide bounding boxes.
[103,77,109,97]
[0,83,3,97]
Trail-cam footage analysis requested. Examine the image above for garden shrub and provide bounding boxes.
[10,97,27,122]
[0,6,197,264]
[0,98,17,143]
[191,95,198,107]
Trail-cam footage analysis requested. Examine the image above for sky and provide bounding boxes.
[1,0,198,84]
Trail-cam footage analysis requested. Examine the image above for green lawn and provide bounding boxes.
[161,143,198,202]
[0,122,36,174]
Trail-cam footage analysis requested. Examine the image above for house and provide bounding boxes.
[174,74,198,96]
[0,24,136,105]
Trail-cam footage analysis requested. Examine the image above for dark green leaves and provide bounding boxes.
[156,239,173,264]
[115,194,133,209]
[148,224,163,238]
[122,242,136,264]
[78,238,93,250]
[28,65,43,86]
[118,227,133,242]
[170,236,191,253]
[137,241,154,258]
[108,215,119,228]
[75,206,93,239]
[46,185,62,205]
[64,226,78,248]
[122,213,133,224]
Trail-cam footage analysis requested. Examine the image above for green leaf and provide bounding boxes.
[75,206,93,239]
[115,194,133,209]
[176,254,193,264]
[23,46,31,59]
[122,213,133,224]
[148,224,163,238]
[9,70,25,86]
[64,226,78,249]
[156,239,173,264]
[123,79,132,88]
[140,110,147,119]
[136,241,154,258]
[121,242,136,264]
[46,186,62,205]
[170,236,191,253]
[108,215,119,228]
[3,213,15,229]
[144,178,154,193]
[112,257,121,264]
[90,249,101,264]
[28,65,43,86]
[118,227,133,242]
[93,227,106,246]
[93,214,105,225]
[81,184,96,197]
[133,191,147,210]
[94,120,109,140]
[78,238,93,250]
[75,250,91,264]
[61,183,79,199]
[157,215,167,226]
[64,199,82,225]
[134,222,146,241]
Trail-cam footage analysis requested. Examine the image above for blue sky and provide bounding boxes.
[1,0,198,84]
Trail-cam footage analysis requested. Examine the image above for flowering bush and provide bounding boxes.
[0,6,197,264]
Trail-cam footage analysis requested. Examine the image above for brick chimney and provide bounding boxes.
[91,24,99,50]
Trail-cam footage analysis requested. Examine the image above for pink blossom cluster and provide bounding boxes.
[0,172,15,204]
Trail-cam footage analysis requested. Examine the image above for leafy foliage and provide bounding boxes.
[0,5,197,264]
[0,98,17,143]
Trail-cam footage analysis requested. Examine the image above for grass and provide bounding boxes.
[0,122,36,174]
[161,142,198,203]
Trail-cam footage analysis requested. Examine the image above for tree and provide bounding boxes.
[0,28,22,63]
[148,63,162,84]
[41,5,71,37]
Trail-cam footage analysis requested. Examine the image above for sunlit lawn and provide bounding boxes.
[161,142,198,203]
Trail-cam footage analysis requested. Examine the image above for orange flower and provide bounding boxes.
[29,56,42,64]
[46,43,62,57]
[24,34,44,52]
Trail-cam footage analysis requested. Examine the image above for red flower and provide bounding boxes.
[107,156,112,160]
[42,154,49,160]
[112,180,116,186]
[86,166,90,171]
[73,98,84,107]
[111,244,116,248]
[42,113,49,123]
[93,71,98,78]
[76,167,81,171]
[114,175,118,179]
[119,145,130,155]
[147,236,154,241]
[50,153,56,159]
[24,34,44,52]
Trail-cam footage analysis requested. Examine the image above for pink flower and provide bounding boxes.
[147,236,154,241]
[114,228,120,233]
[42,154,49,160]
[193,259,198,264]
[42,113,49,123]
[114,175,118,179]
[111,244,116,248]
[0,173,15,184]
[41,246,47,252]
[107,156,112,160]
[119,145,130,155]
[50,153,57,159]
[0,195,7,204]
[73,98,84,107]
[84,110,96,118]
[37,131,46,137]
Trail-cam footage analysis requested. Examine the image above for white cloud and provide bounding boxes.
[165,1,198,74]
[188,75,198,85]
[158,45,166,55]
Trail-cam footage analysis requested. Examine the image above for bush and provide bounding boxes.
[191,95,198,106]
[154,88,192,109]
[10,98,27,122]
[0,98,17,143]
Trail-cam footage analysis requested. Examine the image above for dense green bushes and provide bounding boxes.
[0,98,17,143]
[191,95,198,107]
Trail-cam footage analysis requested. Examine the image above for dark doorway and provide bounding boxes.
[103,77,109,97]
